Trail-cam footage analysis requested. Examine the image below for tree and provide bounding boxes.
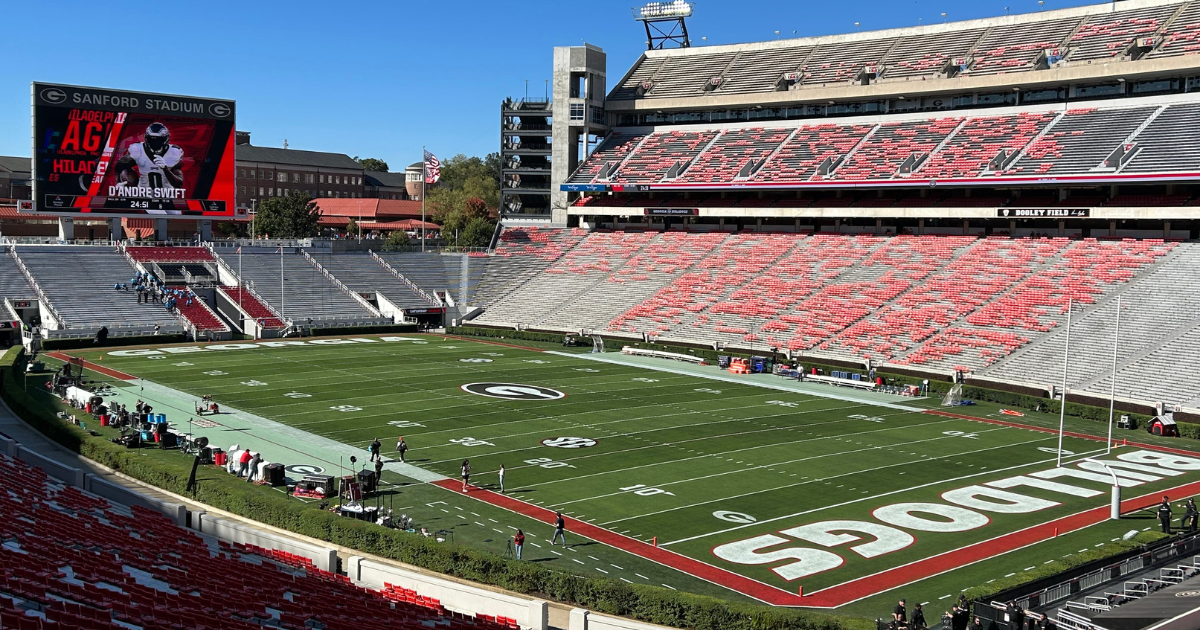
[253,191,321,238]
[484,152,502,189]
[354,157,389,172]
[459,217,496,248]
[382,230,410,252]
[345,217,358,237]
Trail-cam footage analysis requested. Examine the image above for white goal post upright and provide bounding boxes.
[1057,298,1073,468]
[942,383,962,406]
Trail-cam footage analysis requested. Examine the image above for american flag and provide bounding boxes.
[423,150,441,185]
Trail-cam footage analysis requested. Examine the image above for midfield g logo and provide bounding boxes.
[460,382,566,401]
[541,437,597,449]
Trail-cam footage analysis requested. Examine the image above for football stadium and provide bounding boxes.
[4,1,1200,630]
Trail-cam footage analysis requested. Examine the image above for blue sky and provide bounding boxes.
[0,0,1099,171]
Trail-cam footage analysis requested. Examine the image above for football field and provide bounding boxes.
[57,334,1200,614]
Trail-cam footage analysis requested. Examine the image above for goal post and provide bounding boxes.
[592,336,605,354]
[942,383,963,406]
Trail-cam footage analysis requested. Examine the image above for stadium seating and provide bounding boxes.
[1121,103,1200,173]
[613,131,719,183]
[981,240,1192,390]
[605,1,1197,99]
[608,233,797,335]
[912,239,1176,372]
[753,124,875,182]
[880,28,987,81]
[837,118,965,180]
[309,253,435,309]
[639,51,739,98]
[827,237,1066,362]
[676,128,793,183]
[802,38,895,85]
[0,453,517,630]
[217,286,285,328]
[230,253,379,322]
[1009,107,1159,175]
[125,246,214,263]
[575,100,1200,186]
[166,286,229,333]
[469,227,587,307]
[1065,4,1176,63]
[13,246,183,332]
[476,230,659,327]
[0,252,32,304]
[567,133,646,183]
[718,47,815,95]
[918,113,1058,178]
[1147,1,1200,58]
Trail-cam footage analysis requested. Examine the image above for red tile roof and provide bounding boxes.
[313,198,425,220]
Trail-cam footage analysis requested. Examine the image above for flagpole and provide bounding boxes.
[238,246,242,308]
[421,146,427,253]
[1056,297,1072,468]
[1106,296,1121,454]
[280,246,285,324]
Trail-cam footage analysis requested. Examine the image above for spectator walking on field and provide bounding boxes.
[551,511,567,547]
[514,529,524,560]
[396,435,408,462]
[498,464,505,494]
[911,603,926,629]
[368,437,382,462]
[461,459,471,492]
[893,599,907,626]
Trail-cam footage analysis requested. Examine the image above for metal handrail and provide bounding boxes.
[301,251,384,317]
[7,246,67,328]
[368,250,440,305]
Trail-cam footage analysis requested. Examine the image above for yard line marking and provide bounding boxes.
[522,409,942,489]
[636,574,649,580]
[493,529,505,534]
[588,556,601,561]
[475,522,486,527]
[620,578,633,584]
[661,584,676,590]
[596,568,609,574]
[634,435,1081,535]
[488,518,498,523]
[939,595,952,600]
[611,564,624,570]
[1005,573,1016,578]
[423,400,874,467]
[530,543,542,548]
[550,550,561,556]
[572,559,585,565]
[560,425,1011,510]
[1024,566,1035,571]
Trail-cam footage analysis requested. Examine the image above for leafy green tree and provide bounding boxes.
[382,230,410,252]
[253,192,320,238]
[354,157,389,172]
[484,152,502,189]
[459,217,496,248]
[345,217,358,237]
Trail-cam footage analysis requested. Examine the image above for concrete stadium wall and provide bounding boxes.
[196,513,338,573]
[568,609,674,630]
[346,556,549,630]
[83,474,187,526]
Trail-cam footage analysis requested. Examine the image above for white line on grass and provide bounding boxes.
[656,442,1109,544]
[550,424,1010,510]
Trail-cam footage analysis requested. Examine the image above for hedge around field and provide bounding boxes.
[0,348,867,630]
[310,324,420,336]
[962,531,1167,602]
[41,333,187,351]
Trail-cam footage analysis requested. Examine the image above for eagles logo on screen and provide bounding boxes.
[111,123,186,199]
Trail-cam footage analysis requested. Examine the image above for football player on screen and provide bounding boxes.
[113,122,184,196]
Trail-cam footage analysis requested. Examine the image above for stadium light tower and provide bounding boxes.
[635,1,693,50]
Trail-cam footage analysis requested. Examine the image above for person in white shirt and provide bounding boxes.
[498,464,506,494]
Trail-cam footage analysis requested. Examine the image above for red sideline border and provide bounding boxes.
[45,352,137,381]
[433,409,1200,608]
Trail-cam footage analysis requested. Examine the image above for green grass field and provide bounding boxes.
[56,334,1200,618]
